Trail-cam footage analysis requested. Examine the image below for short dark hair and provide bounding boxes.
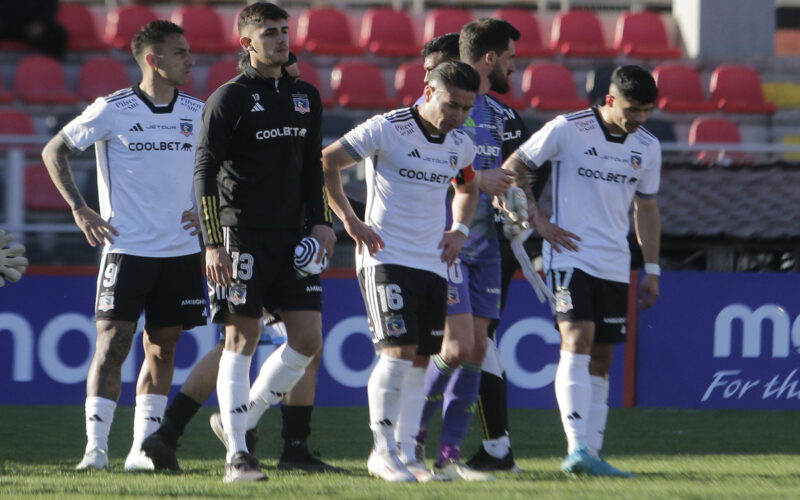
[238,2,288,35]
[610,65,658,104]
[459,18,520,64]
[429,60,480,94]
[421,32,460,60]
[131,20,184,59]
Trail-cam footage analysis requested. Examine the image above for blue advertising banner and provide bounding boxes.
[0,273,628,408]
[637,271,800,409]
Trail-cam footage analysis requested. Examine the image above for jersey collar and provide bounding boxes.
[592,106,627,144]
[410,106,445,144]
[132,84,178,114]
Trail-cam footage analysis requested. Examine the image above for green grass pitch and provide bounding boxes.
[1,405,798,499]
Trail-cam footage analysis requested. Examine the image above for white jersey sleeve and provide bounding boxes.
[515,116,565,169]
[60,97,116,151]
[340,115,387,162]
[635,141,662,197]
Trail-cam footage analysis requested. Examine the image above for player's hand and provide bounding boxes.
[638,273,660,309]
[181,210,201,236]
[438,230,467,265]
[310,224,337,264]
[344,215,384,257]
[72,206,118,247]
[205,246,233,287]
[532,211,580,253]
[0,230,28,287]
[476,168,516,196]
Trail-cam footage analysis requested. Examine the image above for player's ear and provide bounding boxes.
[144,52,157,70]
[605,94,615,107]
[423,84,434,102]
[240,35,254,52]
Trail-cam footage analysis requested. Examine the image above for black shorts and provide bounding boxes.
[208,227,323,323]
[358,264,447,355]
[95,252,206,329]
[547,267,629,344]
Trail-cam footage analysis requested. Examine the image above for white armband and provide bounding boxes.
[644,263,661,276]
[451,222,469,238]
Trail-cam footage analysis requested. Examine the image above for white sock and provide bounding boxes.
[245,344,312,429]
[85,396,116,453]
[217,349,252,462]
[586,375,610,458]
[554,350,591,454]
[483,435,511,459]
[395,365,425,464]
[368,354,411,454]
[128,394,167,455]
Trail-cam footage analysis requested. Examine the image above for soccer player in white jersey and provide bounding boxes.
[41,21,206,471]
[504,65,661,477]
[322,61,480,482]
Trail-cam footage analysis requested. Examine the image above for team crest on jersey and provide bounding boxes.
[385,315,407,336]
[229,284,247,305]
[449,154,459,170]
[630,152,643,169]
[179,119,193,137]
[293,94,310,114]
[98,293,114,312]
[447,286,460,305]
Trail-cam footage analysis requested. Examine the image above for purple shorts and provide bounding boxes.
[445,258,501,319]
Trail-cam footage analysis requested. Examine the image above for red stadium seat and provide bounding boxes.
[25,164,70,212]
[171,5,228,53]
[104,5,158,51]
[689,116,755,165]
[0,110,37,153]
[331,62,394,109]
[78,57,131,101]
[521,63,589,111]
[550,10,616,58]
[13,56,78,104]
[296,7,363,55]
[493,9,554,58]
[57,3,107,52]
[394,62,426,107]
[295,61,334,108]
[360,8,420,57]
[423,8,472,43]
[613,11,681,59]
[710,65,777,114]
[0,76,13,103]
[204,59,239,99]
[652,64,716,112]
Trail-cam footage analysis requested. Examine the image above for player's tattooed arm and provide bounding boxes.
[502,153,579,252]
[42,134,118,247]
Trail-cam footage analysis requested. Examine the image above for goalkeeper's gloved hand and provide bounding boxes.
[498,187,529,239]
[0,229,28,287]
[293,236,329,278]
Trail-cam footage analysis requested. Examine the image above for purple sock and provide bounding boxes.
[439,363,481,450]
[417,355,455,439]
[436,442,460,466]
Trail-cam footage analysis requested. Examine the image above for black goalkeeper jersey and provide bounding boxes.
[194,62,332,246]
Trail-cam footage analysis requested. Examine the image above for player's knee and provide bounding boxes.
[289,332,322,357]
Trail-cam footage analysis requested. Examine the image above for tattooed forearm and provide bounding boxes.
[41,135,87,211]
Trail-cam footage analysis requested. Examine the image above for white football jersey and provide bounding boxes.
[517,107,661,283]
[341,107,475,279]
[61,85,204,257]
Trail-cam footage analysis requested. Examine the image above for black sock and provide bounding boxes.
[281,405,312,446]
[476,370,509,441]
[158,392,201,447]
